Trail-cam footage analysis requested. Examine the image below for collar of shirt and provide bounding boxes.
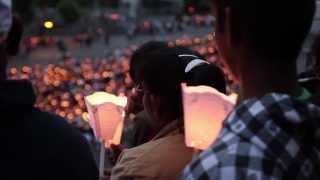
[152,120,182,140]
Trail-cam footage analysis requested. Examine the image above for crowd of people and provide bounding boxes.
[8,34,224,132]
[2,0,320,180]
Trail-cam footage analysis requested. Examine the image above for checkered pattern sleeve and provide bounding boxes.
[181,93,320,180]
[181,137,283,180]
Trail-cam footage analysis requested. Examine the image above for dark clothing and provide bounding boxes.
[0,80,98,180]
[132,111,154,146]
[122,111,154,148]
[298,78,320,106]
[299,77,320,95]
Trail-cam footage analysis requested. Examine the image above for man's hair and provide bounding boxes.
[141,46,205,97]
[141,49,186,119]
[213,0,316,62]
[141,46,227,118]
[130,41,168,83]
[188,64,227,94]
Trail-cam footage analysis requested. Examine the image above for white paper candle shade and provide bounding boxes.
[85,92,127,148]
[182,84,237,150]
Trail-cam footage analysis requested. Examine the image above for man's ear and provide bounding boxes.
[6,15,23,56]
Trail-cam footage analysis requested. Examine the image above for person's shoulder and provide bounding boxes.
[125,133,192,161]
[182,134,282,180]
[31,108,74,131]
[29,108,99,179]
[111,142,157,180]
[113,134,193,179]
[30,108,86,144]
[119,134,185,164]
[31,108,66,122]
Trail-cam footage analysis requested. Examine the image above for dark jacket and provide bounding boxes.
[0,80,98,180]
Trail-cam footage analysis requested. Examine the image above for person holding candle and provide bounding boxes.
[111,46,227,180]
[0,15,98,180]
[124,42,227,149]
[182,0,320,179]
[124,41,169,148]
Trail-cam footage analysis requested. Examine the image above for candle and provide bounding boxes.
[85,92,127,148]
[182,84,237,150]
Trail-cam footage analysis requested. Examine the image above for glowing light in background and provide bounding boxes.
[44,20,54,29]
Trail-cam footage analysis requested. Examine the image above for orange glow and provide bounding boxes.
[82,112,90,122]
[194,37,201,44]
[60,100,70,108]
[50,99,58,106]
[67,113,75,121]
[208,47,215,54]
[75,108,83,115]
[208,34,214,41]
[22,66,32,74]
[53,80,61,87]
[59,111,66,118]
[102,71,111,78]
[75,93,83,101]
[10,68,18,75]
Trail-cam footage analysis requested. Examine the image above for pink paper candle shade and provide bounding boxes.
[85,92,127,148]
[182,84,237,150]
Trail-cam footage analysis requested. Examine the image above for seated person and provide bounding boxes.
[0,16,98,180]
[123,43,227,149]
[111,46,227,180]
[122,41,169,148]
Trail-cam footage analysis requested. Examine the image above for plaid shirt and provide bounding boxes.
[182,93,320,180]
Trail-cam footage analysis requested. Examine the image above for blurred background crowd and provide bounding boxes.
[8,0,320,140]
[7,34,223,134]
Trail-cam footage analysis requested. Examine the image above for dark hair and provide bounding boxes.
[213,0,316,62]
[187,64,227,94]
[129,41,168,83]
[141,49,185,118]
[141,46,206,95]
[141,46,227,118]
